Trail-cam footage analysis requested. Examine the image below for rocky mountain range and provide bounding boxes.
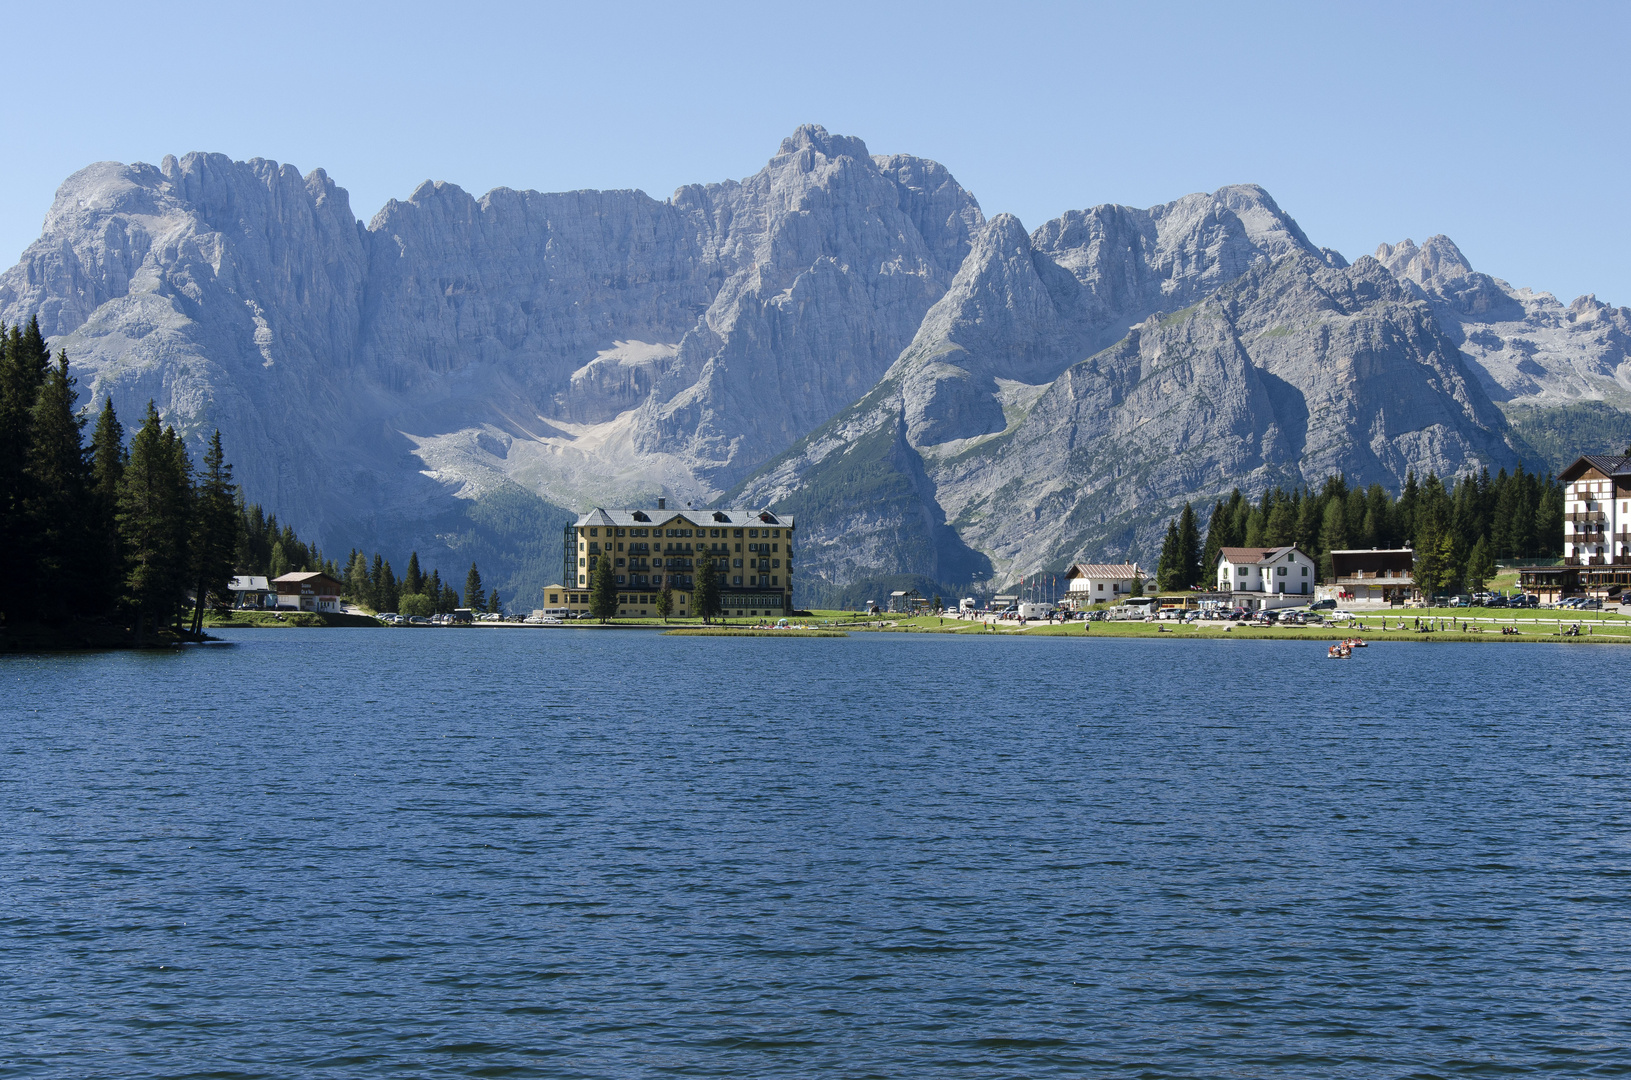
[3,125,1625,606]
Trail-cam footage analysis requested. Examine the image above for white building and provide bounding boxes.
[1063,563,1143,607]
[1560,455,1631,565]
[227,575,273,609]
[1215,546,1317,611]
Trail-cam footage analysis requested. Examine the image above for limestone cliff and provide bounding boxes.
[1,128,1581,605]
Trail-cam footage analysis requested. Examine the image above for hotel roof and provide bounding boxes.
[574,507,794,528]
[1561,455,1631,481]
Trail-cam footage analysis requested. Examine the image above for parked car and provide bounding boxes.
[1309,598,1337,611]
[409,615,432,626]
[1579,598,1603,610]
[1448,595,1472,608]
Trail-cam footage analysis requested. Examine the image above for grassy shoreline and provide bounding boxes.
[663,628,848,637]
[802,608,1631,645]
[191,606,1631,647]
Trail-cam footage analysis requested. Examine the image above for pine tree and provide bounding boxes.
[1155,519,1181,591]
[1413,519,1441,603]
[345,550,370,605]
[692,549,720,622]
[657,579,673,622]
[1435,528,1464,595]
[1396,470,1420,543]
[464,563,485,612]
[371,554,386,609]
[1177,503,1201,588]
[188,430,239,635]
[1465,536,1496,592]
[1265,494,1296,547]
[0,321,52,621]
[486,587,502,616]
[1294,491,1322,557]
[117,403,193,640]
[1224,490,1249,548]
[590,553,618,622]
[1200,499,1228,586]
[1535,476,1564,556]
[1320,497,1347,582]
[1243,505,1267,547]
[404,552,424,596]
[89,398,127,612]
[439,581,459,613]
[380,560,399,613]
[268,542,290,580]
[23,352,96,620]
[427,568,442,609]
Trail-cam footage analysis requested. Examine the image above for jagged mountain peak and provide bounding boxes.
[776,123,871,162]
[1375,234,1477,287]
[1149,183,1317,259]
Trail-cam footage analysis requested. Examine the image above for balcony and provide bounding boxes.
[1568,511,1607,523]
[1334,571,1414,584]
[1564,555,1631,567]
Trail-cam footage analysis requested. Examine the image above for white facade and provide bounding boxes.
[1562,463,1630,564]
[1064,563,1143,606]
[1215,546,1316,610]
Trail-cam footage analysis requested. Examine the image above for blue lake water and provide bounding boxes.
[4,629,1631,1077]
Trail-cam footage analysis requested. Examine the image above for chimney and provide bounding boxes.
[658,497,665,510]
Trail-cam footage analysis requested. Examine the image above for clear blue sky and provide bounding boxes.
[8,0,1628,304]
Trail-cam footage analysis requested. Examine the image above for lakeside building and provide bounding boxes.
[1214,546,1317,611]
[1063,563,1144,608]
[568,502,795,618]
[1525,455,1631,601]
[1325,548,1417,604]
[271,571,343,613]
[228,575,273,609]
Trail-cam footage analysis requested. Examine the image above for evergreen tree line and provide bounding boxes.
[1156,467,1566,595]
[235,506,502,618]
[235,502,342,583]
[340,548,501,618]
[0,319,239,639]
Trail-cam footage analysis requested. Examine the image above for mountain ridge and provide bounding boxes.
[2,126,1621,606]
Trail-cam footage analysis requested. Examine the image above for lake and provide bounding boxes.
[4,629,1630,1077]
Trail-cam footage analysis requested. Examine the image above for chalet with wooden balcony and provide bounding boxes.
[1327,548,1416,605]
[271,571,343,613]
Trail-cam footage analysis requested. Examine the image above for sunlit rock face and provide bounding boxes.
[3,128,1565,603]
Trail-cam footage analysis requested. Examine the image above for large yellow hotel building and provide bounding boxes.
[551,502,795,619]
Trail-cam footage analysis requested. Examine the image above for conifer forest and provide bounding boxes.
[0,317,495,642]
